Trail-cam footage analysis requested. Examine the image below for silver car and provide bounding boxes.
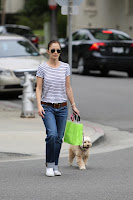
[0,35,47,92]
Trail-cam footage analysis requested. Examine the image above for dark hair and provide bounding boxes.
[47,40,62,61]
[47,40,61,50]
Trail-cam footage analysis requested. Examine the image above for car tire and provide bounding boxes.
[100,68,109,77]
[127,71,133,78]
[77,57,88,75]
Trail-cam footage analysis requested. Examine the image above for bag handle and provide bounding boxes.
[75,114,80,122]
[71,114,80,122]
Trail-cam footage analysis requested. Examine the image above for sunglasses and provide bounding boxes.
[51,49,61,54]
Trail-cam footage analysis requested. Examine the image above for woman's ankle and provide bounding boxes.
[53,165,58,171]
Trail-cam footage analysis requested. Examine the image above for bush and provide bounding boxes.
[34,29,44,44]
[15,13,50,30]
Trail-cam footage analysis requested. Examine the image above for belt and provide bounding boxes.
[41,101,67,109]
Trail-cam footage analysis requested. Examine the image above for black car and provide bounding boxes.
[0,24,39,48]
[61,28,133,77]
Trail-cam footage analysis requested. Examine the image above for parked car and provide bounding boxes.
[0,35,47,92]
[61,28,133,77]
[0,24,39,48]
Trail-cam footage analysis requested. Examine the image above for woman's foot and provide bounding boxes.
[46,168,54,177]
[54,170,61,176]
[53,165,61,176]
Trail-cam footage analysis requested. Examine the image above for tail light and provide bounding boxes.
[89,43,106,51]
[131,44,133,47]
[31,36,39,44]
[102,30,112,34]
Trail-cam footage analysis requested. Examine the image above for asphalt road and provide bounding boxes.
[1,71,133,131]
[0,147,133,200]
[72,71,133,132]
[0,71,133,200]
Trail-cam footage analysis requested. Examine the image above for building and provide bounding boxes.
[0,0,25,24]
[72,0,133,38]
[0,0,25,14]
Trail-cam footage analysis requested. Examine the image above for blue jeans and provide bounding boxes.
[41,104,68,168]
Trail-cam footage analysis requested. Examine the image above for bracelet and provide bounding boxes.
[71,103,75,107]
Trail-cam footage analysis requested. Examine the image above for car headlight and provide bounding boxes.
[0,70,12,76]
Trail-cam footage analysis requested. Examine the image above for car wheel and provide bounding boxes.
[77,57,88,75]
[100,68,109,76]
[127,71,133,78]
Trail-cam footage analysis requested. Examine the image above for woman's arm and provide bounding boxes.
[36,77,45,117]
[66,75,80,116]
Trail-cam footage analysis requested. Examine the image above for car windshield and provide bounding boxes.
[90,30,132,40]
[0,40,39,57]
[6,27,33,36]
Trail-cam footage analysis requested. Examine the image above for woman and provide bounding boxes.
[36,40,79,177]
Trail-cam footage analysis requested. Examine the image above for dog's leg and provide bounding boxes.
[76,156,86,170]
[83,155,89,167]
[69,148,75,166]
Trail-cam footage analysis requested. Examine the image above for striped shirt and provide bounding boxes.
[36,61,70,103]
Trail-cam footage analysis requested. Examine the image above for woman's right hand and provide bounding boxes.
[38,105,45,118]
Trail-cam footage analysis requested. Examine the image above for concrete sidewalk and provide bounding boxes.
[0,101,105,158]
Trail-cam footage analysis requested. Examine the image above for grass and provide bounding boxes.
[33,29,44,44]
[33,29,44,37]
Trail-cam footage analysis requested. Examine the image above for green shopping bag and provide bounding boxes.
[64,120,83,145]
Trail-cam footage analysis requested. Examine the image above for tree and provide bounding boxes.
[1,0,6,25]
[24,0,48,16]
[16,0,67,38]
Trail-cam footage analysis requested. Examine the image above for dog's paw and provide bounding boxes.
[69,162,73,166]
[79,166,86,170]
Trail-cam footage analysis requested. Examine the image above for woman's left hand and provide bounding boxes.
[72,105,80,116]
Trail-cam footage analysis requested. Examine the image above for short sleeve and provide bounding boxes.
[36,64,44,78]
[66,64,70,77]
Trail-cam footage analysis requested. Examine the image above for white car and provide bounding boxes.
[0,35,47,92]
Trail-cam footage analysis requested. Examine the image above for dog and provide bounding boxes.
[69,136,92,170]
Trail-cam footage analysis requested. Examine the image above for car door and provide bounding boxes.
[61,31,81,64]
[60,38,69,62]
[61,31,85,65]
[72,30,91,67]
[61,30,90,67]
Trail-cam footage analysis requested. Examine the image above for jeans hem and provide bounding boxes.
[47,162,55,168]
[53,165,58,171]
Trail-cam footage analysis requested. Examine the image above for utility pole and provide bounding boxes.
[50,8,57,40]
[68,0,72,85]
[48,0,57,40]
[67,0,73,119]
[1,0,6,25]
[55,0,83,119]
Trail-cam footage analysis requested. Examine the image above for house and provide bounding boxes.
[72,0,133,38]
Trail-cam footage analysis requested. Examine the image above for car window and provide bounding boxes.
[0,40,39,57]
[113,33,131,40]
[6,27,33,36]
[72,32,90,41]
[90,30,132,40]
[0,26,4,33]
[93,32,113,40]
[72,32,80,40]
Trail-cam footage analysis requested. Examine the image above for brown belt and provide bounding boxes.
[41,101,67,109]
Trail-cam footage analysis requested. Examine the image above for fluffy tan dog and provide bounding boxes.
[69,136,92,170]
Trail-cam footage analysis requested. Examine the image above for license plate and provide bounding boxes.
[112,47,124,53]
